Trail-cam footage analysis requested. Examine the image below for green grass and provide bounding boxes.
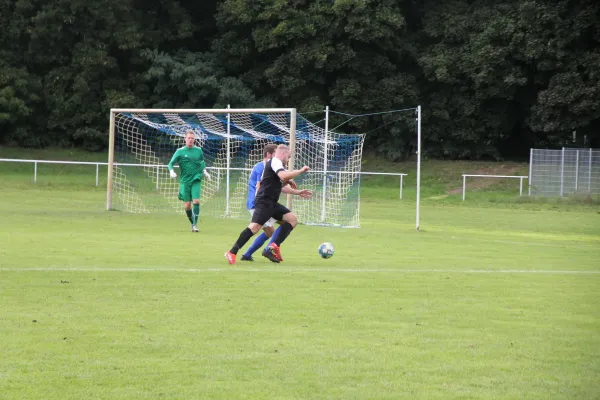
[1,147,600,399]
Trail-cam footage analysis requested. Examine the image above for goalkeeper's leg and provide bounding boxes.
[190,181,201,231]
[192,201,200,224]
[180,183,196,230]
[184,202,194,224]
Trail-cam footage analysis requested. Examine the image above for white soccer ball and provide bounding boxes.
[318,242,335,259]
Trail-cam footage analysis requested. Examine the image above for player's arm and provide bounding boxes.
[167,150,180,178]
[199,159,211,180]
[277,167,309,182]
[273,157,309,181]
[282,185,312,199]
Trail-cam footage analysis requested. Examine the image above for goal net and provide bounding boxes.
[107,108,365,227]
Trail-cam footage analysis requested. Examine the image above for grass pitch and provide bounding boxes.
[1,151,599,399]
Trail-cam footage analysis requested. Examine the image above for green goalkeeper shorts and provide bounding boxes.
[178,180,202,202]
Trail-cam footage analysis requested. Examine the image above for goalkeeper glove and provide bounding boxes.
[169,169,177,178]
[203,170,212,181]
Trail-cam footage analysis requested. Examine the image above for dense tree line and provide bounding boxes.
[1,0,598,160]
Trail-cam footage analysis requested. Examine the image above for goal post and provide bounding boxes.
[106,108,364,228]
[322,105,423,231]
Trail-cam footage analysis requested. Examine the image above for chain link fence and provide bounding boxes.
[529,148,600,196]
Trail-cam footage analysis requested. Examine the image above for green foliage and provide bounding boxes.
[214,0,420,159]
[0,66,44,146]
[418,0,600,158]
[0,0,598,157]
[0,67,41,124]
[141,49,257,108]
[0,0,211,150]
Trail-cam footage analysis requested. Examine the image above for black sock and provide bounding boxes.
[230,228,254,254]
[185,209,193,224]
[274,223,294,246]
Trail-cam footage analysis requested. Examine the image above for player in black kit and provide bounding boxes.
[225,144,312,265]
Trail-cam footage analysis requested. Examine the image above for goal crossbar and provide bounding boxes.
[110,108,295,114]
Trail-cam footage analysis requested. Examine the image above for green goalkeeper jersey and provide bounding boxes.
[168,146,206,184]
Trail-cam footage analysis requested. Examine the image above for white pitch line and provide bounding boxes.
[0,267,599,274]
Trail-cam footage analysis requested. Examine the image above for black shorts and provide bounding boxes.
[251,201,290,226]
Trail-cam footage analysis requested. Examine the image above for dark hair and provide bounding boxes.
[263,144,278,157]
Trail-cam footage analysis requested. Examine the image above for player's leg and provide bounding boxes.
[191,180,201,231]
[264,223,283,248]
[225,222,262,264]
[179,183,195,229]
[260,222,282,263]
[226,205,272,264]
[264,205,295,261]
[241,209,265,261]
[275,211,297,246]
[242,224,274,261]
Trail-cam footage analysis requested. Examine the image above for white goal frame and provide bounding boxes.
[107,107,298,212]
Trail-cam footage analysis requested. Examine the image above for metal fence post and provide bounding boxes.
[575,150,579,192]
[560,147,565,197]
[519,177,523,196]
[589,148,593,193]
[528,148,533,196]
[34,161,38,184]
[462,175,466,201]
[96,163,100,186]
[399,175,403,200]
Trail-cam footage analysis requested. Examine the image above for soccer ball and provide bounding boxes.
[318,242,335,259]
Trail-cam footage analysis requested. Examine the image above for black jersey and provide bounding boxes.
[255,156,286,204]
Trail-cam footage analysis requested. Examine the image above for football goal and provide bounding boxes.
[106,108,365,227]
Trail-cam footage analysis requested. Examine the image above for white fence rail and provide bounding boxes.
[462,174,528,201]
[0,158,106,186]
[0,158,408,199]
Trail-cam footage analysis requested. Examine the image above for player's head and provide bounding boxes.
[263,144,277,160]
[275,144,291,163]
[185,130,195,148]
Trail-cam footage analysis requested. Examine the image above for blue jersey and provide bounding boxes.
[246,161,265,210]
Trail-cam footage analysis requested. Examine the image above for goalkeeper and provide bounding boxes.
[168,130,211,232]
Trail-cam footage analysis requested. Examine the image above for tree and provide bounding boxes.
[141,49,258,108]
[214,0,420,159]
[0,0,218,149]
[418,0,600,159]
